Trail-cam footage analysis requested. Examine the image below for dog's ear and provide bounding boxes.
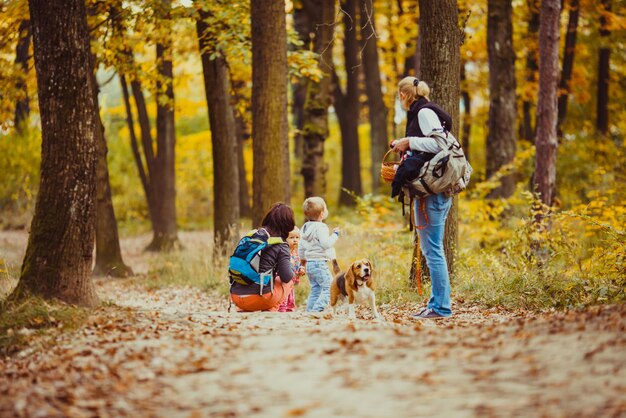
[345,262,357,290]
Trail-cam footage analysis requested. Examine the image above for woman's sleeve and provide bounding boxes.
[408,108,442,153]
[408,136,440,153]
[276,244,296,283]
[316,224,338,249]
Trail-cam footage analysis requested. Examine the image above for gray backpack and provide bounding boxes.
[406,131,472,198]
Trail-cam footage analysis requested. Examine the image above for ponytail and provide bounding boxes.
[398,76,431,110]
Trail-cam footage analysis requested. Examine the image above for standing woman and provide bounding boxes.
[230,203,296,312]
[392,76,453,319]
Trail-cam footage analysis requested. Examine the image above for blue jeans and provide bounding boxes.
[414,193,452,316]
[306,260,332,312]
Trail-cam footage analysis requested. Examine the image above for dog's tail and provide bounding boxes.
[331,259,341,275]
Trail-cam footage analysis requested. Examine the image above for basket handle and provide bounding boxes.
[382,149,399,163]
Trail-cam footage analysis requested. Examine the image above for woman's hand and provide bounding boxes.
[391,138,410,153]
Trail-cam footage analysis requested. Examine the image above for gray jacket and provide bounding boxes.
[298,221,338,261]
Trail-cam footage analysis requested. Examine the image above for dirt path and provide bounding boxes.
[1,276,625,418]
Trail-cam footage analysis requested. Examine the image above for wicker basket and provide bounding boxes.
[380,149,400,184]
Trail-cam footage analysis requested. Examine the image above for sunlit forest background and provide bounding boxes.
[0,0,624,310]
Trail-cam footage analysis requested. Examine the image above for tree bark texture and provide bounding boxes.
[596,0,611,135]
[360,0,389,194]
[15,0,98,306]
[14,19,31,132]
[251,0,290,226]
[334,0,363,206]
[556,0,580,134]
[522,0,540,143]
[534,0,561,208]
[414,0,461,280]
[147,0,179,251]
[487,0,517,198]
[92,64,133,278]
[197,12,240,249]
[301,0,334,199]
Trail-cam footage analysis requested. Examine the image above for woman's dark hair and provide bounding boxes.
[261,203,295,240]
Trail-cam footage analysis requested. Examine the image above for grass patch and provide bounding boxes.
[143,243,231,296]
[0,297,87,356]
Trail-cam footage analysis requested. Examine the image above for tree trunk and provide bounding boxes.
[534,0,561,209]
[460,60,471,161]
[522,0,540,143]
[556,0,580,135]
[301,0,334,199]
[119,75,155,224]
[235,112,251,218]
[596,0,611,135]
[147,0,179,251]
[486,0,517,198]
[13,0,98,306]
[360,0,388,194]
[197,11,240,250]
[292,2,312,159]
[334,0,363,206]
[414,0,461,280]
[92,64,133,277]
[251,0,290,226]
[14,19,31,132]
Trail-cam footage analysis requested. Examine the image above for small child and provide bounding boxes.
[298,197,340,312]
[278,227,305,312]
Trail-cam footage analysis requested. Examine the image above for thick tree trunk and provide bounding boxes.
[487,0,517,198]
[460,61,471,160]
[335,0,363,206]
[14,19,31,132]
[251,0,290,226]
[360,0,388,194]
[596,0,611,135]
[92,67,133,277]
[522,0,540,143]
[301,0,334,199]
[413,0,461,281]
[197,12,240,250]
[534,0,561,209]
[14,0,98,306]
[556,0,580,134]
[147,0,179,251]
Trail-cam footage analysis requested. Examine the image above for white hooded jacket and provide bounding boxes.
[298,221,338,261]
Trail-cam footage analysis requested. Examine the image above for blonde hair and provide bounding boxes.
[398,77,430,110]
[303,197,327,221]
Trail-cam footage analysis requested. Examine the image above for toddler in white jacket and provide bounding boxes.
[299,197,340,312]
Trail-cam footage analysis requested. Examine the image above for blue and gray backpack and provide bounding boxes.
[228,228,284,293]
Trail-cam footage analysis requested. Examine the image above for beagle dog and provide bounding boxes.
[330,259,380,320]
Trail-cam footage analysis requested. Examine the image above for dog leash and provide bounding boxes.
[410,198,427,296]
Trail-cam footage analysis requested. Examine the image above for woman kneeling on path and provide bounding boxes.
[230,203,296,312]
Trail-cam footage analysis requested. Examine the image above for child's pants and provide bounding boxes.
[306,260,332,312]
[278,287,296,312]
